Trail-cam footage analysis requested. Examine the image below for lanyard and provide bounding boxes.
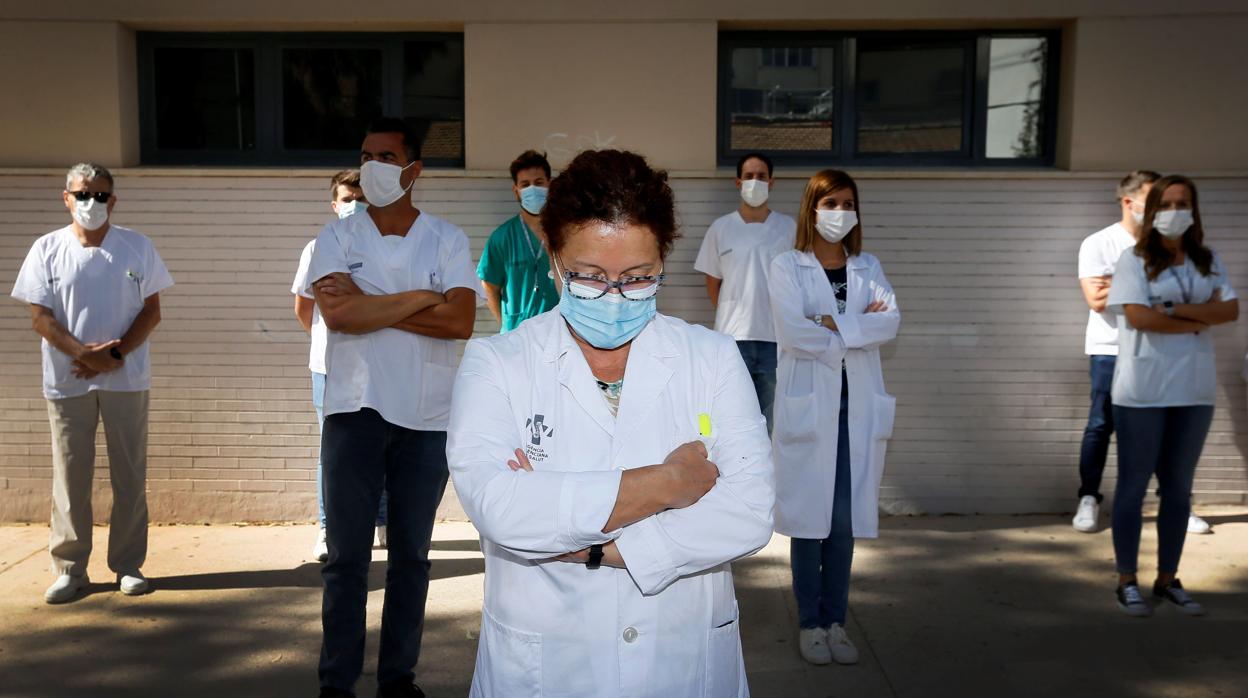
[519,218,541,265]
[1167,264,1193,304]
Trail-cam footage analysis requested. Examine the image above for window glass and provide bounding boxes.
[403,38,465,162]
[282,48,384,151]
[153,47,256,151]
[856,43,966,154]
[726,44,838,152]
[986,37,1048,159]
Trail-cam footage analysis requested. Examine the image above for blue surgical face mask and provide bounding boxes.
[336,200,367,220]
[555,259,660,349]
[519,185,548,215]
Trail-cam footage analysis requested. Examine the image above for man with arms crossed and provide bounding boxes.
[308,119,479,698]
[11,164,173,603]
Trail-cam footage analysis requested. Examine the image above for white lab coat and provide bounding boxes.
[447,310,774,698]
[767,250,899,540]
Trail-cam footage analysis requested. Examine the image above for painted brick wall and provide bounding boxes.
[2,171,1245,522]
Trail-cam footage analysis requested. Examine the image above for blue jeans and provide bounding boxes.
[736,340,777,434]
[1078,355,1117,501]
[313,372,387,528]
[318,408,448,691]
[1111,404,1213,575]
[790,390,854,628]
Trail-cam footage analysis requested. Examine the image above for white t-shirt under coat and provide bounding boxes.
[1077,222,1136,356]
[11,225,174,399]
[694,210,796,342]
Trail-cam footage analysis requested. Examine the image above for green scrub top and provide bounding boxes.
[477,214,560,333]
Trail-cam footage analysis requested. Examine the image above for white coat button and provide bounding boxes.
[622,627,638,643]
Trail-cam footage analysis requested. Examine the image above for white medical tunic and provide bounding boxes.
[305,211,481,430]
[694,211,796,342]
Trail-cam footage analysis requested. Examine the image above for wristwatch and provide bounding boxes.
[1163,301,1175,316]
[586,544,604,570]
[109,347,123,360]
[813,314,823,327]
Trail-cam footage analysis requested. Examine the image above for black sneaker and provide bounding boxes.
[319,687,354,698]
[1153,579,1207,616]
[1116,582,1153,617]
[376,679,426,698]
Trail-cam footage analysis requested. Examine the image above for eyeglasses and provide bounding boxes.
[67,190,112,204]
[560,269,664,301]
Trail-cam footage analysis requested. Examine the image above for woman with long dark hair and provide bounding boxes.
[1107,174,1238,617]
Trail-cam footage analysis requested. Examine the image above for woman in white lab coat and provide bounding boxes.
[447,149,774,697]
[767,169,899,667]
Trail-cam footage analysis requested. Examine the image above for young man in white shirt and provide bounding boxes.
[292,169,390,563]
[11,164,173,603]
[695,152,796,431]
[307,119,480,698]
[1074,170,1211,535]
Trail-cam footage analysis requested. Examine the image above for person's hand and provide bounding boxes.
[1088,275,1111,290]
[507,448,534,472]
[807,314,838,330]
[660,441,719,509]
[865,300,888,313]
[76,340,123,374]
[314,272,363,297]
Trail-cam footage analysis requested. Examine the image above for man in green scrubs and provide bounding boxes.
[477,150,560,332]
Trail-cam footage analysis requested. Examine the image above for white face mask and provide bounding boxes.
[335,200,367,220]
[739,179,769,208]
[359,160,415,208]
[1154,209,1194,239]
[1129,200,1145,225]
[815,209,857,243]
[72,198,109,231]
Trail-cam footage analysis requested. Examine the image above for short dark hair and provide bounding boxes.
[540,149,680,258]
[736,152,774,179]
[1116,170,1161,199]
[330,169,360,195]
[510,150,552,183]
[365,117,421,162]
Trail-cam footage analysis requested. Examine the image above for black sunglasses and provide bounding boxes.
[67,190,112,204]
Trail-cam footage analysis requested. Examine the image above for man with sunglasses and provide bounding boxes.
[11,163,173,604]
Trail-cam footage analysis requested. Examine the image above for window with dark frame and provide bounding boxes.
[138,32,465,167]
[719,30,1059,167]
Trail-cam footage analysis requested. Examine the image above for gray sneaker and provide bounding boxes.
[1153,579,1206,616]
[1116,582,1152,617]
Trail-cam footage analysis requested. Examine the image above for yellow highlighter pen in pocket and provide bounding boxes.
[697,413,713,437]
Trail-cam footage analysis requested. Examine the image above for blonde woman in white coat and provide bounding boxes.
[767,169,899,667]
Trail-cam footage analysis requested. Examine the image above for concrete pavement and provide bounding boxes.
[0,511,1245,698]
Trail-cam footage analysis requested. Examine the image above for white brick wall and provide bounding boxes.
[2,171,1245,522]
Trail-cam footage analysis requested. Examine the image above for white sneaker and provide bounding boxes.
[825,624,860,665]
[798,627,831,665]
[313,528,329,562]
[376,525,387,549]
[1072,495,1100,533]
[44,574,88,604]
[118,571,149,596]
[1187,514,1212,535]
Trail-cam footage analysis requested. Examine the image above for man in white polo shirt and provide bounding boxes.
[11,163,173,604]
[695,152,796,431]
[307,119,479,698]
[1075,170,1213,536]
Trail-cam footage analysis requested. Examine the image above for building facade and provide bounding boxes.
[2,2,1247,521]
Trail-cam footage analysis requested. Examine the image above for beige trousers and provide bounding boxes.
[46,390,149,576]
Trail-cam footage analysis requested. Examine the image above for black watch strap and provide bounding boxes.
[586,544,604,570]
[109,347,123,360]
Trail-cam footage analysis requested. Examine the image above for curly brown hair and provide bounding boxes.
[539,149,679,258]
[1135,175,1213,280]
